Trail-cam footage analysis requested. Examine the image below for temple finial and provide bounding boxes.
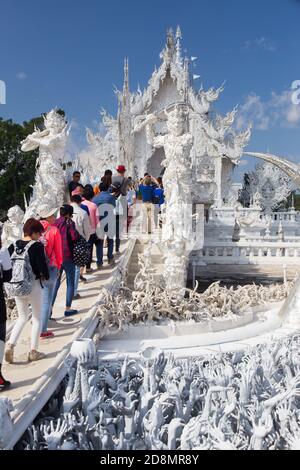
[176,26,182,66]
[159,27,176,64]
[176,25,182,40]
[166,28,175,52]
[123,57,129,94]
[184,57,190,102]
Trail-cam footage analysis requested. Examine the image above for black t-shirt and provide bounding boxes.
[0,267,12,323]
[68,181,79,197]
[8,240,49,281]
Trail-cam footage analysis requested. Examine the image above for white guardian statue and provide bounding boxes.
[21,109,70,218]
[145,103,195,293]
[1,205,24,247]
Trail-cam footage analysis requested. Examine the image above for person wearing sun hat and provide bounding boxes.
[111,165,130,253]
[112,165,130,196]
[38,204,62,338]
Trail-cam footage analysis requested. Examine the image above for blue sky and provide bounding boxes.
[0,0,299,179]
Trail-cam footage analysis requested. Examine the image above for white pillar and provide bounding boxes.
[215,157,223,208]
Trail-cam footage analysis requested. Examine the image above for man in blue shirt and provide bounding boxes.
[92,182,116,267]
[139,175,156,234]
[153,176,165,229]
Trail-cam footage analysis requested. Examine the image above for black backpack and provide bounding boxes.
[72,236,90,267]
[66,223,90,267]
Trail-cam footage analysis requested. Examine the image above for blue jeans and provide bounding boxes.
[74,266,80,296]
[52,260,76,309]
[116,215,121,252]
[41,266,58,333]
[86,233,98,269]
[96,238,114,266]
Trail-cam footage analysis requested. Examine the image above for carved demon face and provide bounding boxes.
[166,105,188,136]
[44,110,66,134]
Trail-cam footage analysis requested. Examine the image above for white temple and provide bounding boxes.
[81,27,300,275]
[85,27,251,195]
[3,27,300,453]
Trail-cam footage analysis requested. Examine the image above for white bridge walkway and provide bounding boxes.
[1,238,135,449]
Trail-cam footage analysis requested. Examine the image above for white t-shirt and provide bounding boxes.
[0,247,12,271]
[70,204,92,241]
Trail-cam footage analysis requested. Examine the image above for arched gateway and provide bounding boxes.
[245,152,300,188]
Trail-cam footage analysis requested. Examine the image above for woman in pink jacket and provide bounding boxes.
[38,205,63,338]
[81,185,99,272]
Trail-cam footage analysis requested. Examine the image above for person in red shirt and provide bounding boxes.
[38,205,63,337]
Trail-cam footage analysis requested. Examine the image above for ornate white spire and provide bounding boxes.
[175,26,182,66]
[123,57,129,94]
[183,57,190,103]
[160,28,176,64]
[176,25,182,39]
[167,27,175,48]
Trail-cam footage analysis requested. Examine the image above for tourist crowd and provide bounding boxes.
[0,165,164,390]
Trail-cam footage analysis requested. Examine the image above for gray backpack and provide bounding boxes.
[5,241,35,297]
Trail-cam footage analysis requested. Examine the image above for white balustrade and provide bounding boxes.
[195,239,300,266]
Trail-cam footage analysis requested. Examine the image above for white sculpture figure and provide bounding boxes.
[16,335,300,451]
[84,109,119,184]
[70,338,96,365]
[1,205,24,247]
[0,397,13,449]
[252,191,262,209]
[246,161,296,213]
[233,204,261,237]
[21,109,69,218]
[94,269,292,336]
[145,104,194,292]
[277,220,284,241]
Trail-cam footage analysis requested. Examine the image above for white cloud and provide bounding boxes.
[236,89,300,130]
[286,104,300,124]
[16,72,27,80]
[238,159,249,167]
[242,37,276,52]
[69,118,80,130]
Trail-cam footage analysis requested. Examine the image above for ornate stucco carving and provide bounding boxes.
[84,110,119,183]
[246,162,296,212]
[145,103,196,292]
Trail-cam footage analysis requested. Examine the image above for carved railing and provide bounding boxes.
[196,240,300,265]
[260,211,299,223]
[209,207,261,221]
[246,235,300,243]
[209,208,299,224]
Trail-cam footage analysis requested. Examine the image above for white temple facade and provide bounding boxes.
[78,28,300,271]
[85,27,251,202]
